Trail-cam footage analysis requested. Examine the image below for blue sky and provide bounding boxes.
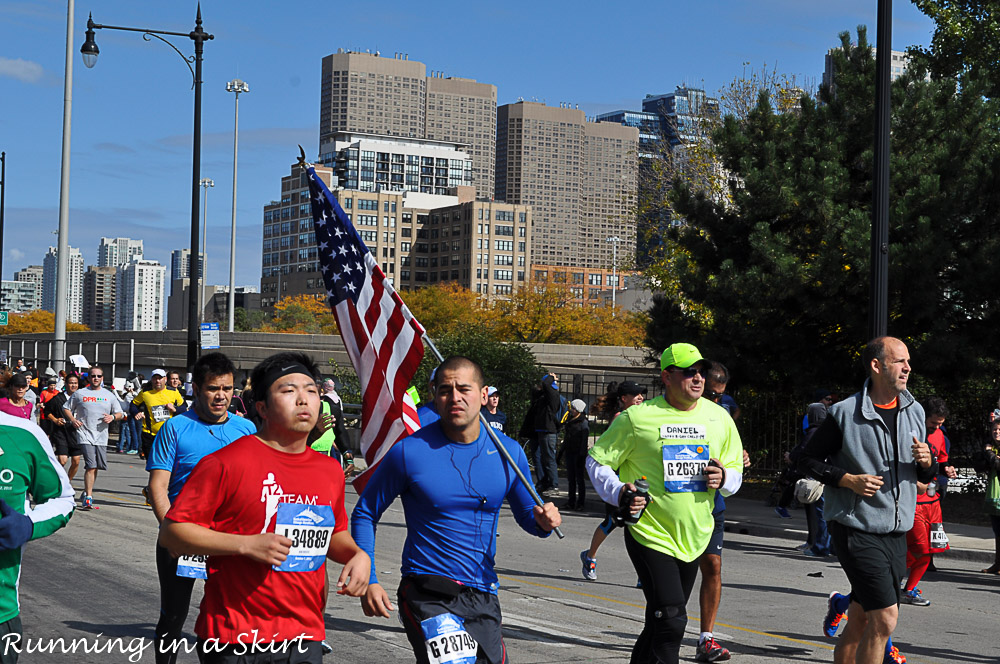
[0,0,935,287]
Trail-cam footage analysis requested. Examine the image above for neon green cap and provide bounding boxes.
[660,343,706,370]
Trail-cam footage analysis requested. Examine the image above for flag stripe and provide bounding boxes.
[306,166,425,494]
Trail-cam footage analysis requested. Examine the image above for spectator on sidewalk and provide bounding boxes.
[973,419,1000,575]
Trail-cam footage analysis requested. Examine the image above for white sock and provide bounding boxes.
[700,632,713,644]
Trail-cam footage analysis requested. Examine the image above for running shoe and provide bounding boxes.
[141,486,151,506]
[695,637,731,662]
[900,589,930,606]
[580,550,597,581]
[794,542,811,551]
[884,644,906,663]
[823,591,849,638]
[82,495,99,510]
[774,506,791,519]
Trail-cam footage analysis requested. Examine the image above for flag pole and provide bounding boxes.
[422,334,564,539]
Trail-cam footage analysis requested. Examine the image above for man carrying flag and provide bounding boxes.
[302,159,424,491]
[351,355,561,664]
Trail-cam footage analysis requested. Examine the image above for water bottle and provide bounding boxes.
[620,477,650,525]
[926,480,937,497]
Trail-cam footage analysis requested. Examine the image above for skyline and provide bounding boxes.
[0,0,936,288]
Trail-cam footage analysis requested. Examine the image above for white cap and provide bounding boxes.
[570,399,586,413]
[487,386,498,396]
[151,369,167,378]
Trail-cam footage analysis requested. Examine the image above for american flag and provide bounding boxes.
[306,166,424,493]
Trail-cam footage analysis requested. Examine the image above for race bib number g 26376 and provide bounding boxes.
[421,613,478,664]
[660,422,709,492]
[176,554,208,579]
[272,503,336,573]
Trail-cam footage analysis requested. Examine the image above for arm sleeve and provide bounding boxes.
[796,416,848,487]
[717,414,745,497]
[502,437,551,538]
[350,443,408,586]
[586,456,624,505]
[916,458,939,483]
[174,391,188,414]
[542,375,560,411]
[25,424,74,539]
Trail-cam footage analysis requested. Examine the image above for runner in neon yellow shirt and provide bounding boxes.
[587,342,744,664]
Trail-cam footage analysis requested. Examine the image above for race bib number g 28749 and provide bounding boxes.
[421,613,478,664]
[272,503,336,573]
[176,554,208,579]
[660,423,709,492]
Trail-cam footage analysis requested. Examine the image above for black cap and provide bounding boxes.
[617,381,648,398]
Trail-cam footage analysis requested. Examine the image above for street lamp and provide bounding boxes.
[80,6,214,371]
[225,78,249,333]
[199,177,214,321]
[869,0,892,339]
[606,235,621,312]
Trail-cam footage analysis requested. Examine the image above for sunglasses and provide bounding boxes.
[704,389,723,400]
[90,374,103,379]
[668,366,705,379]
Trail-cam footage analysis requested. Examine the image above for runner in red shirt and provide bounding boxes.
[160,352,370,664]
[902,396,957,606]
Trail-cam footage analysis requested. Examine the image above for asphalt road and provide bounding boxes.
[13,453,1000,663]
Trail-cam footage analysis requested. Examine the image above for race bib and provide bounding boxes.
[272,503,335,573]
[929,522,949,548]
[176,554,208,579]
[421,613,478,664]
[660,423,709,493]
[150,404,171,422]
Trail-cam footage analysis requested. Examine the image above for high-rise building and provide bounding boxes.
[319,50,497,197]
[642,87,720,149]
[82,266,117,331]
[116,258,165,331]
[14,265,43,287]
[824,47,910,91]
[260,162,530,307]
[318,133,473,195]
[97,237,144,268]
[595,110,662,159]
[169,249,203,294]
[41,246,84,323]
[0,280,42,313]
[495,101,638,270]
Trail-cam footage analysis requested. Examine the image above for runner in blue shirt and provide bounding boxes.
[352,356,561,664]
[145,352,256,664]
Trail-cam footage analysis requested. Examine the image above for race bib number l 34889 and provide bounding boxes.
[272,503,336,573]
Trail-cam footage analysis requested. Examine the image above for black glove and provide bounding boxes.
[0,499,33,551]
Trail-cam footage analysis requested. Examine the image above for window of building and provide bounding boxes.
[495,240,513,251]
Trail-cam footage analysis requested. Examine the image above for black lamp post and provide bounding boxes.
[81,5,213,371]
[869,0,891,340]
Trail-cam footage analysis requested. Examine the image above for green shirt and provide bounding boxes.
[589,395,743,562]
[0,412,75,621]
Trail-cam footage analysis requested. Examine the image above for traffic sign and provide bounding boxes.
[0,312,7,326]
[200,322,220,350]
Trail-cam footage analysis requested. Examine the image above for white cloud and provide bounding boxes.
[7,249,24,262]
[0,57,43,84]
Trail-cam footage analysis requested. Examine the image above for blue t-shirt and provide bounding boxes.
[146,410,256,501]
[417,403,440,428]
[714,396,739,515]
[351,422,549,594]
[481,407,507,434]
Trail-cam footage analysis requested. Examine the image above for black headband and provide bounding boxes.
[259,362,316,395]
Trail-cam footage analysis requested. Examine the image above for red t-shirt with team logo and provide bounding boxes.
[166,435,348,644]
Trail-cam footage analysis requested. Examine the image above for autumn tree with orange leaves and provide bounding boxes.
[263,294,338,335]
[0,310,89,335]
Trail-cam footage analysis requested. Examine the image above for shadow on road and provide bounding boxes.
[62,620,154,640]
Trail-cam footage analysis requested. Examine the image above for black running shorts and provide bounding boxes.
[829,521,906,611]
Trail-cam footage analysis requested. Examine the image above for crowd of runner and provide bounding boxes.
[0,337,996,664]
